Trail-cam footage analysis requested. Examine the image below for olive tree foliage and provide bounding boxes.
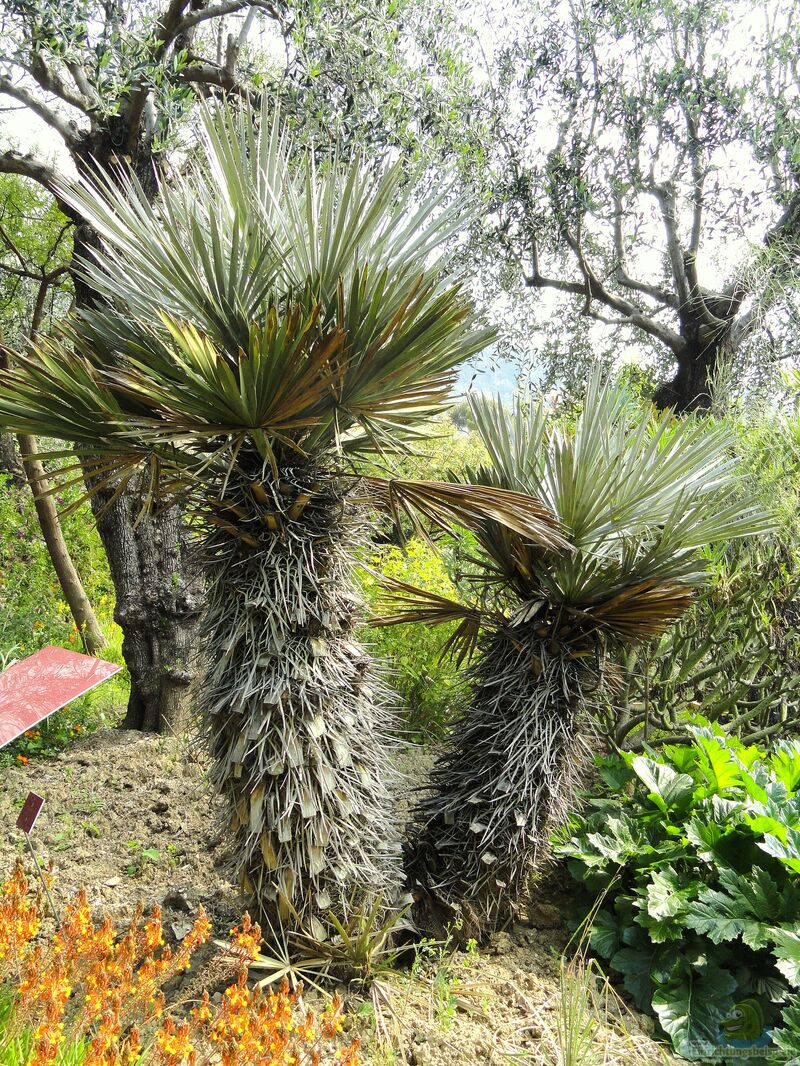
[433,0,800,409]
[261,0,800,408]
[292,0,800,409]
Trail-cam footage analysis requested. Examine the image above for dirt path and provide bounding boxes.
[0,729,676,1065]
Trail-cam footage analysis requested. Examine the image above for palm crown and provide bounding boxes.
[381,376,770,652]
[391,377,771,930]
[0,100,494,480]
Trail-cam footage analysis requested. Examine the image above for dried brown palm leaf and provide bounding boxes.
[369,573,500,666]
[578,581,696,641]
[367,476,568,551]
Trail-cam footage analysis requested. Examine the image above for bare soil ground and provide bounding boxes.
[0,729,677,1066]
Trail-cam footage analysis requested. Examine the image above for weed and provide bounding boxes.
[250,896,414,991]
[124,842,161,878]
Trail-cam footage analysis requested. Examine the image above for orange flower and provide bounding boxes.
[321,994,345,1038]
[154,1016,196,1065]
[0,864,360,1066]
[228,912,263,963]
[337,1038,362,1066]
[189,990,213,1027]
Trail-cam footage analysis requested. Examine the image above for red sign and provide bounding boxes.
[0,646,122,749]
[16,792,45,834]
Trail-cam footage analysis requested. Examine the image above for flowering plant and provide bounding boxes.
[0,863,359,1066]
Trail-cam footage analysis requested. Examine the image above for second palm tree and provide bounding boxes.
[379,378,769,932]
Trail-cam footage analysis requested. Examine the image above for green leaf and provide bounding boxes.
[597,754,635,791]
[652,965,737,1060]
[685,867,780,949]
[686,816,730,863]
[646,870,694,916]
[610,946,656,1011]
[631,756,694,814]
[771,741,800,794]
[694,732,743,794]
[774,930,800,987]
[585,814,650,863]
[686,897,767,949]
[588,908,620,958]
[773,999,800,1060]
[759,829,800,874]
[662,743,700,775]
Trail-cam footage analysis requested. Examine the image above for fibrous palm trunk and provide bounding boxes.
[406,628,596,935]
[200,461,401,934]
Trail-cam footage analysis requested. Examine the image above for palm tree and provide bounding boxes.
[377,376,770,933]
[0,101,563,935]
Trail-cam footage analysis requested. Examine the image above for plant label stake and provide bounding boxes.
[0,645,122,747]
[16,791,60,921]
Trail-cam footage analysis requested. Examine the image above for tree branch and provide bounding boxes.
[174,0,260,35]
[154,0,193,46]
[178,60,255,98]
[647,181,690,310]
[224,4,259,73]
[526,230,685,353]
[683,110,704,255]
[612,195,677,307]
[0,149,59,193]
[65,62,101,109]
[0,74,82,147]
[25,54,95,117]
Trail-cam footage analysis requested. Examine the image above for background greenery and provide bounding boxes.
[0,470,126,767]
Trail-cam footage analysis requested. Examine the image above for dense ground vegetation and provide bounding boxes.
[557,725,800,1060]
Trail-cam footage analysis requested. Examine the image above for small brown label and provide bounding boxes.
[16,792,45,834]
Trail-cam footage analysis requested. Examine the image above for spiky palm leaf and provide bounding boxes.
[391,376,771,931]
[0,100,568,938]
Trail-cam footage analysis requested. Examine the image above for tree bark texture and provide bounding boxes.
[89,485,203,732]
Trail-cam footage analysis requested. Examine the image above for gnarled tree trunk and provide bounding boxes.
[90,485,202,732]
[652,338,721,413]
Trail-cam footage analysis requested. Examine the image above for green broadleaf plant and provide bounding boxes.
[556,724,800,1059]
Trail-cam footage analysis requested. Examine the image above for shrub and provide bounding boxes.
[555,723,800,1061]
[604,400,800,751]
[0,862,360,1066]
[361,538,467,740]
[605,542,800,750]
